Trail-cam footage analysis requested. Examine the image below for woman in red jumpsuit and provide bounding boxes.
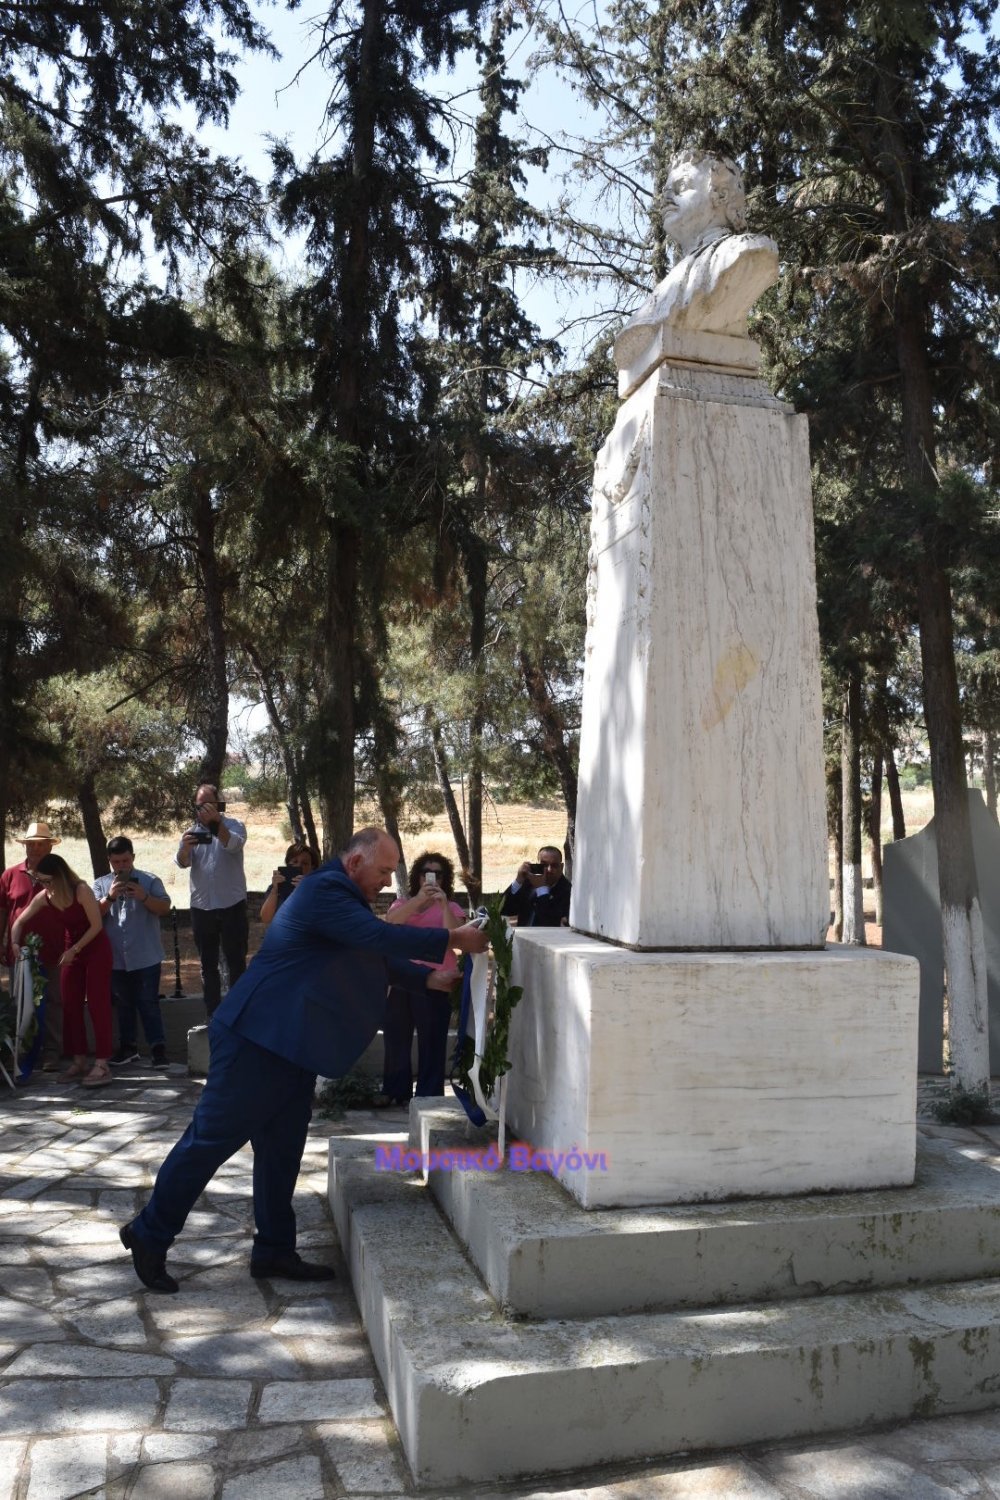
[12,852,114,1087]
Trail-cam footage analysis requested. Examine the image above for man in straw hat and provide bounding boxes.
[0,820,67,1070]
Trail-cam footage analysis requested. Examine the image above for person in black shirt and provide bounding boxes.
[501,845,571,928]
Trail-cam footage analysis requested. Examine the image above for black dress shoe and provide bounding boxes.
[249,1249,335,1281]
[120,1222,178,1294]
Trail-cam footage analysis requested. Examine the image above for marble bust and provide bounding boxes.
[614,151,778,384]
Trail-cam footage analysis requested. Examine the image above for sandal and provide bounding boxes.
[58,1062,89,1083]
[81,1063,113,1089]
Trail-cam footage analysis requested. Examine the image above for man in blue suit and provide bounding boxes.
[120,828,488,1294]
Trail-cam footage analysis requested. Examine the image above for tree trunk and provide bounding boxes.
[918,564,990,1091]
[0,369,41,859]
[316,523,358,857]
[357,644,407,891]
[429,717,475,901]
[827,765,843,940]
[465,538,488,903]
[985,729,997,820]
[78,774,109,877]
[518,647,580,877]
[875,70,989,1090]
[868,751,884,927]
[193,487,229,787]
[841,672,866,944]
[312,0,382,858]
[294,751,320,857]
[899,288,987,1086]
[885,746,906,840]
[245,645,304,842]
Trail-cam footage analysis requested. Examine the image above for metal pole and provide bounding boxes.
[171,910,184,997]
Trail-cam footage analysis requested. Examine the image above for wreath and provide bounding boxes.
[0,932,45,1072]
[452,895,523,1113]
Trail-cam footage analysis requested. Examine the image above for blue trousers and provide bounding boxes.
[112,963,164,1049]
[382,984,452,1100]
[132,1022,316,1256]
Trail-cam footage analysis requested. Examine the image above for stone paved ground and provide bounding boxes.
[4,1065,1000,1499]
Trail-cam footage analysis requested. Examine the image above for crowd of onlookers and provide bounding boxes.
[0,784,570,1099]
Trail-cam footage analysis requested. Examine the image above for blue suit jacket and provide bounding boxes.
[214,859,449,1077]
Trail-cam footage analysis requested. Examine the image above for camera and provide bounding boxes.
[529,863,544,875]
[189,828,213,845]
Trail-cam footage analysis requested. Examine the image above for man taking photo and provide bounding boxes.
[501,845,572,928]
[176,784,248,1017]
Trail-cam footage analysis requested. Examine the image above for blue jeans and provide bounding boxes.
[112,964,164,1050]
[132,1021,316,1255]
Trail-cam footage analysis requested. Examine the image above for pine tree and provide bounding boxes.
[0,0,269,846]
[273,0,486,852]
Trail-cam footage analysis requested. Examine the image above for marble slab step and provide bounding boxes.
[329,1139,1000,1486]
[409,1102,1000,1318]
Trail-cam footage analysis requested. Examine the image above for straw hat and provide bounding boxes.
[18,820,60,845]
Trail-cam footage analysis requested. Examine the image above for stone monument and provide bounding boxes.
[328,157,982,1489]
[503,151,919,1206]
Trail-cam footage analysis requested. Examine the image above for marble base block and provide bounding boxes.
[504,929,920,1208]
[572,362,829,948]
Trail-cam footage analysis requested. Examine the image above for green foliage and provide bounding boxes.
[0,934,44,1073]
[0,0,270,838]
[453,897,523,1107]
[932,1085,999,1127]
[315,1071,381,1120]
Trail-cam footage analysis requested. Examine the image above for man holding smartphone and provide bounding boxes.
[94,836,172,1067]
[176,783,248,1016]
[501,845,572,928]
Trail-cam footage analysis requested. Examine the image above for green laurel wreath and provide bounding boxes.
[0,932,45,1063]
[454,895,523,1104]
[20,933,46,1051]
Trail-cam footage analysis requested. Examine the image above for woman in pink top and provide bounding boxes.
[374,851,466,1106]
[12,853,114,1087]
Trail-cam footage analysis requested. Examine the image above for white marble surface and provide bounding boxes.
[572,361,828,950]
[505,929,920,1208]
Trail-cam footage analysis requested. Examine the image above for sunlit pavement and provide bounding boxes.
[3,1063,1000,1498]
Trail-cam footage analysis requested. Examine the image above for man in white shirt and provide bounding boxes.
[176,784,248,1017]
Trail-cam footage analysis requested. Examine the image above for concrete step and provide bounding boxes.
[413,1102,1000,1317]
[328,1138,1000,1487]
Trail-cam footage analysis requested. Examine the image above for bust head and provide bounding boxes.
[661,151,748,256]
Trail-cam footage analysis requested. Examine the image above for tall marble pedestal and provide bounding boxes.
[571,361,829,949]
[504,929,920,1208]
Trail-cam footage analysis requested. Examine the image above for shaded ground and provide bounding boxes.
[3,1072,1000,1498]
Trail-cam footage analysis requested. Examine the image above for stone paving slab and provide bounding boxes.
[3,1067,1000,1497]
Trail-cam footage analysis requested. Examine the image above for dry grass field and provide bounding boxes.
[0,784,943,912]
[1,798,573,908]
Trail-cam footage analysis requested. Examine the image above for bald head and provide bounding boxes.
[341,827,400,902]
